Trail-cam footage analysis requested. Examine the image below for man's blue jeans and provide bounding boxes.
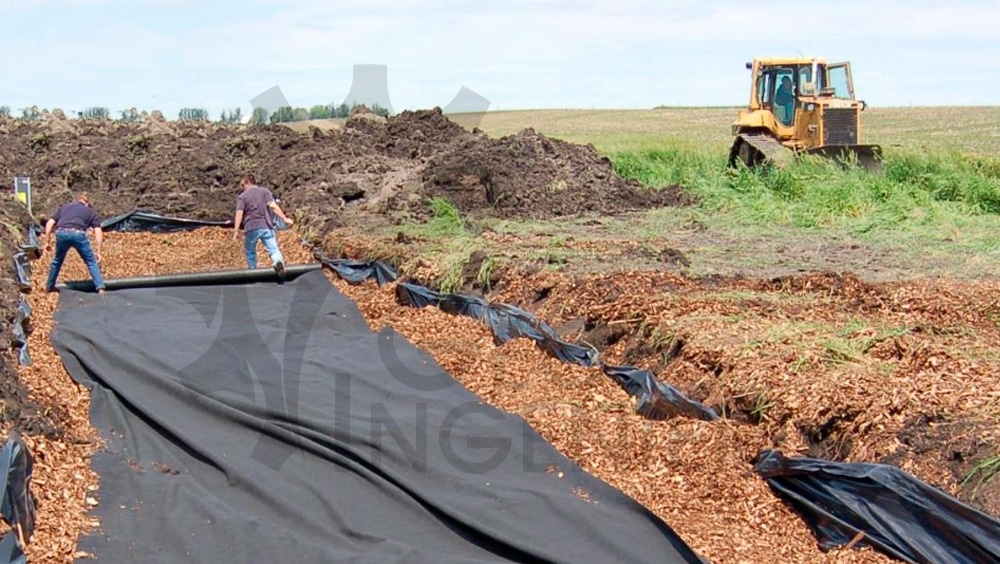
[244,228,283,269]
[46,230,105,291]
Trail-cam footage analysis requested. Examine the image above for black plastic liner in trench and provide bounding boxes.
[90,210,1000,563]
[100,210,233,233]
[0,433,36,564]
[390,281,719,422]
[752,450,1000,564]
[10,223,42,366]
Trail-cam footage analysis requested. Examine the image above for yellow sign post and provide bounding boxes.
[12,177,30,213]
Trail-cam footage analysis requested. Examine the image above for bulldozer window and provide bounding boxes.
[799,67,814,90]
[773,68,796,126]
[827,64,853,99]
[756,71,773,107]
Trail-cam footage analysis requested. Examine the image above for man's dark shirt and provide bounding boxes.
[236,185,276,231]
[52,202,100,231]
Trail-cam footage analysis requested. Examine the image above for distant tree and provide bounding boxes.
[218,107,243,124]
[250,107,269,124]
[80,106,110,119]
[268,106,297,123]
[178,107,210,121]
[19,107,41,120]
[0,106,10,117]
[218,100,388,123]
[119,108,141,122]
[309,104,331,119]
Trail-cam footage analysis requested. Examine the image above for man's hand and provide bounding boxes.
[232,229,241,241]
[95,251,102,264]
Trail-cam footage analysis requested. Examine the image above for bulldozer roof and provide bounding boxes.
[748,57,830,67]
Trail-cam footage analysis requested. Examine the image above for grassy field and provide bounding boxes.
[298,106,1000,286]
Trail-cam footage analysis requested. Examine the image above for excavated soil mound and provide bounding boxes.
[422,128,692,219]
[0,109,687,231]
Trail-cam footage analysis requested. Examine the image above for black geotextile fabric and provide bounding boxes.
[50,269,707,564]
[752,450,1000,564]
[100,210,233,233]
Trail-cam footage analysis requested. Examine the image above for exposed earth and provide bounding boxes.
[0,108,688,231]
[0,109,997,563]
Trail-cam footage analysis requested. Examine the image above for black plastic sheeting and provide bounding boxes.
[314,250,399,287]
[11,299,32,367]
[394,282,719,423]
[0,433,37,564]
[51,269,708,564]
[101,210,233,233]
[9,224,42,366]
[752,449,1000,564]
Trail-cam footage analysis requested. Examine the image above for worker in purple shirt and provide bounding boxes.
[232,174,294,275]
[43,192,106,294]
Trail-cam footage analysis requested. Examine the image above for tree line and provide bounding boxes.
[0,102,390,124]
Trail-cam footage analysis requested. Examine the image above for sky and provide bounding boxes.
[1,0,998,120]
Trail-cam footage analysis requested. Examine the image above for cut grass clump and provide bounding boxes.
[425,197,467,237]
[962,454,1000,497]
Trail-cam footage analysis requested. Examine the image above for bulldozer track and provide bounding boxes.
[733,134,794,169]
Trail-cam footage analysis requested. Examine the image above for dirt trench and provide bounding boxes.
[320,233,1000,521]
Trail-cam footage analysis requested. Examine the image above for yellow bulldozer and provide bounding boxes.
[728,57,882,173]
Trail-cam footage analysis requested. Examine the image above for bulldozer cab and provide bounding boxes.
[751,60,855,130]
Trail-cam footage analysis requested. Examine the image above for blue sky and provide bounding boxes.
[1,0,998,120]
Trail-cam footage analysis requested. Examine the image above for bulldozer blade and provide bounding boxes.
[804,144,884,174]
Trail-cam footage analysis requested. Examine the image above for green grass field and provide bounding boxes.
[299,107,1000,284]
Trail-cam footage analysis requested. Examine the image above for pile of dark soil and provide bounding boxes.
[0,108,688,234]
[422,128,693,219]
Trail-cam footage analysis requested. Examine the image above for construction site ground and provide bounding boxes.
[0,107,998,563]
